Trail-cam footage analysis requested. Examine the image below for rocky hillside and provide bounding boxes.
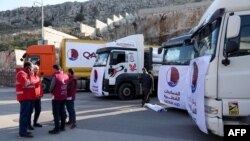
[0,0,204,33]
[99,1,210,44]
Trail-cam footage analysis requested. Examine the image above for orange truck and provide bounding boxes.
[22,39,106,92]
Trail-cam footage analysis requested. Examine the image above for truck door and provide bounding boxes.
[108,51,127,85]
[218,13,250,99]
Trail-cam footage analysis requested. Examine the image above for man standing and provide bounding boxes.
[66,68,77,129]
[16,62,35,138]
[140,67,153,107]
[49,64,69,134]
[32,65,43,127]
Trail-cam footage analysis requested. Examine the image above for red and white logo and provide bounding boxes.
[129,64,137,72]
[67,49,79,61]
[166,67,180,87]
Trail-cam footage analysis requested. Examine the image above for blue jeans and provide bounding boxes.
[28,101,34,127]
[66,100,76,124]
[19,100,33,135]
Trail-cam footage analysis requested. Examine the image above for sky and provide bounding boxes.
[0,0,89,11]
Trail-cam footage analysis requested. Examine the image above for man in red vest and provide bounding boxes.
[16,62,36,138]
[65,68,77,129]
[32,65,43,128]
[49,64,69,134]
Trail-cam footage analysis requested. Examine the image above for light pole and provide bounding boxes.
[34,0,44,44]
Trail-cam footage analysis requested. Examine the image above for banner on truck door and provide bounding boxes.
[90,67,105,96]
[66,42,103,68]
[158,66,189,110]
[186,56,210,134]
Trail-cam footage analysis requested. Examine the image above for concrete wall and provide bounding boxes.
[138,1,212,16]
[0,50,25,87]
[44,27,78,48]
[80,23,96,37]
[98,1,211,44]
[96,19,108,31]
[107,18,114,25]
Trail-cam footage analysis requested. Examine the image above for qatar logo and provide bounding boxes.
[83,52,97,60]
[166,67,180,87]
[191,62,198,93]
[67,49,79,61]
[94,69,98,83]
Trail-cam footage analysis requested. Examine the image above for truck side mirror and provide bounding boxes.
[225,41,239,54]
[226,15,241,39]
[158,48,163,54]
[222,41,239,66]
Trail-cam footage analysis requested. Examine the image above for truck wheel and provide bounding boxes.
[85,80,90,92]
[118,83,135,100]
[42,79,50,93]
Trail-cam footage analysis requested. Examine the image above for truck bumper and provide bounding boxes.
[206,116,224,136]
[103,79,115,96]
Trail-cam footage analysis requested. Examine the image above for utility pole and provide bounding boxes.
[34,0,45,44]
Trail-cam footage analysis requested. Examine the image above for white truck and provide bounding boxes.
[90,34,162,100]
[191,0,250,136]
[157,34,195,110]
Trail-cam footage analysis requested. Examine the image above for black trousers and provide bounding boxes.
[52,100,66,131]
[33,99,41,124]
[142,88,151,106]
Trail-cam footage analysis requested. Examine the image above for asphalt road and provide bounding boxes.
[0,87,222,141]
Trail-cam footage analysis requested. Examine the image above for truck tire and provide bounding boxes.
[85,79,90,92]
[42,79,50,93]
[118,83,135,100]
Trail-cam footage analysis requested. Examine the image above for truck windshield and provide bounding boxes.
[94,52,109,66]
[163,45,194,65]
[193,19,221,59]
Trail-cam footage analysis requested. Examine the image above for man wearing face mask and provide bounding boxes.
[16,62,36,138]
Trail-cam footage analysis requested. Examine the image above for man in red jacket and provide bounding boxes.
[49,64,69,134]
[16,62,36,138]
[66,68,77,129]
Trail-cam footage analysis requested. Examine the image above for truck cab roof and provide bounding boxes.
[194,0,250,35]
[161,34,192,48]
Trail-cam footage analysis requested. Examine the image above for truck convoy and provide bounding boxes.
[90,34,162,100]
[189,0,250,136]
[22,39,105,92]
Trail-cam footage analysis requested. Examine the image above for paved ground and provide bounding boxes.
[0,87,222,141]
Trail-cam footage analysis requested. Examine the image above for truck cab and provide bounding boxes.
[23,45,56,92]
[90,34,144,100]
[160,34,194,66]
[191,0,250,136]
[90,34,159,100]
[157,34,195,110]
